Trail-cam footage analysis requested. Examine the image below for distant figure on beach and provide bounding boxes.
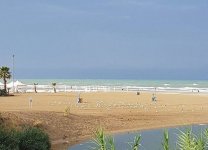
[52,82,57,93]
[77,92,82,103]
[192,89,200,93]
[29,97,32,108]
[34,83,38,93]
[152,93,157,102]
[137,91,140,95]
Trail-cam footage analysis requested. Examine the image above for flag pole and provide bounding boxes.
[12,54,15,93]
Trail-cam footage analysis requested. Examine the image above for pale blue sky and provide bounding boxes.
[0,0,208,79]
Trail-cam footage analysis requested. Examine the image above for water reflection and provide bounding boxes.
[69,124,208,150]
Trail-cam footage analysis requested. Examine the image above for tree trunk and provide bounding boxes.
[3,77,7,91]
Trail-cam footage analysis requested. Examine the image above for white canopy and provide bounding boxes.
[7,82,14,88]
[15,80,25,86]
[7,80,26,88]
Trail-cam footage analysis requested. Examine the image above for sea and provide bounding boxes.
[11,79,208,93]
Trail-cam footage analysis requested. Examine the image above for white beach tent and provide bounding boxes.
[15,80,26,92]
[7,80,26,87]
[14,80,26,86]
[7,81,15,88]
[7,80,26,92]
[6,81,14,93]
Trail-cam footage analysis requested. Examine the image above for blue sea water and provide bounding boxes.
[17,79,208,88]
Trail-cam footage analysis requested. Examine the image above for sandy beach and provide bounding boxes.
[1,91,208,150]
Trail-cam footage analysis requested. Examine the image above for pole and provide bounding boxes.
[12,54,14,93]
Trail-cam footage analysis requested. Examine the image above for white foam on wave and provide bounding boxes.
[12,82,208,94]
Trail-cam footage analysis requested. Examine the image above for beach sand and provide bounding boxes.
[1,92,208,150]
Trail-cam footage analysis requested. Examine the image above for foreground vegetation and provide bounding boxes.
[0,89,7,96]
[0,126,51,150]
[92,128,208,150]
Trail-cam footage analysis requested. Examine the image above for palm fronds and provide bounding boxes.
[90,127,208,150]
[108,136,116,150]
[177,128,196,150]
[176,128,208,150]
[128,134,141,150]
[162,130,169,150]
[91,128,107,150]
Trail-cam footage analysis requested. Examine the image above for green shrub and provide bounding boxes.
[0,126,51,150]
[0,126,19,150]
[18,127,51,150]
[0,89,7,96]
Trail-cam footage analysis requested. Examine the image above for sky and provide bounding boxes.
[0,0,208,79]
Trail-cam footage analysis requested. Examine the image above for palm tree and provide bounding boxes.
[52,83,56,93]
[0,66,11,92]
